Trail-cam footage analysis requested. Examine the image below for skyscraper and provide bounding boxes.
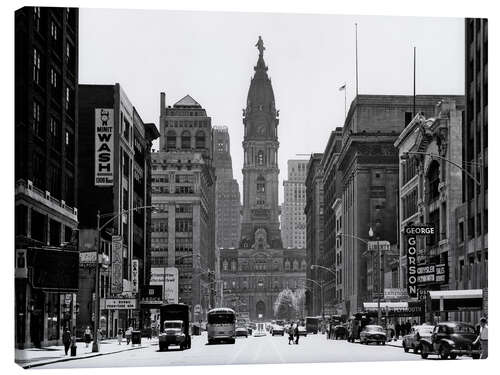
[213,126,241,249]
[282,160,308,249]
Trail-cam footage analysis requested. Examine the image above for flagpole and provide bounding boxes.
[413,46,416,116]
[355,23,359,97]
[344,85,347,120]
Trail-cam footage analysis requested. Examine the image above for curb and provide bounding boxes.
[21,344,149,369]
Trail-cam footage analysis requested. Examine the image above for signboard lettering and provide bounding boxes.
[405,224,434,298]
[104,299,136,310]
[150,267,178,303]
[111,236,123,294]
[131,259,139,293]
[95,108,114,186]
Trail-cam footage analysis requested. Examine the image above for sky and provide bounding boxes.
[79,8,464,204]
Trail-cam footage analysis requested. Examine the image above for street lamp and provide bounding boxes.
[310,264,335,317]
[92,205,157,353]
[368,227,383,325]
[301,277,324,319]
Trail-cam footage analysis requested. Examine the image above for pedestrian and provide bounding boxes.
[125,326,133,345]
[117,328,123,345]
[473,317,488,359]
[405,321,411,336]
[84,326,92,348]
[287,324,294,345]
[395,322,401,340]
[294,322,300,345]
[62,327,72,355]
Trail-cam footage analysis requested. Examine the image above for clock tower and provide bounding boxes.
[240,37,282,249]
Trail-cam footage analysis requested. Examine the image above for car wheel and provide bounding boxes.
[403,343,409,352]
[382,341,385,346]
[413,346,419,354]
[472,354,480,360]
[421,345,429,359]
[439,347,449,360]
[450,353,457,360]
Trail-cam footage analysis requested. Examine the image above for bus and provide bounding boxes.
[305,316,320,334]
[207,308,236,344]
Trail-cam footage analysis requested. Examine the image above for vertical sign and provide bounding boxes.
[111,235,123,294]
[405,224,435,298]
[95,108,114,186]
[131,259,139,293]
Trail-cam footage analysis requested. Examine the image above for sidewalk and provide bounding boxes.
[15,337,158,369]
[385,339,403,348]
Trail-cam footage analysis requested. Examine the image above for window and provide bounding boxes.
[222,260,228,271]
[65,130,74,161]
[181,131,191,149]
[166,130,176,150]
[427,161,440,202]
[257,151,264,165]
[231,260,237,271]
[195,131,205,149]
[175,218,192,233]
[33,48,41,85]
[404,112,413,127]
[48,165,61,198]
[49,117,61,150]
[175,238,193,252]
[32,101,42,137]
[50,20,58,41]
[65,87,73,113]
[257,182,265,193]
[50,68,58,90]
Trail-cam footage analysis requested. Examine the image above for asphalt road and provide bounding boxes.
[41,332,470,369]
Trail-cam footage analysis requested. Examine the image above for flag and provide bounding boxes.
[339,84,346,91]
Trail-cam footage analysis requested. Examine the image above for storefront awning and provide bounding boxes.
[429,289,483,312]
[428,289,482,300]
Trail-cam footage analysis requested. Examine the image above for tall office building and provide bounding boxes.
[15,7,80,348]
[151,94,216,321]
[281,160,307,249]
[213,126,241,249]
[76,84,159,337]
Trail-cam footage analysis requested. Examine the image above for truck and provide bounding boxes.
[305,316,319,334]
[158,303,191,351]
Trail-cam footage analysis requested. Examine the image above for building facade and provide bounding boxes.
[213,126,241,249]
[304,153,324,316]
[320,128,343,315]
[219,38,306,322]
[15,6,80,348]
[337,95,462,317]
[281,160,307,249]
[76,84,159,338]
[151,94,216,321]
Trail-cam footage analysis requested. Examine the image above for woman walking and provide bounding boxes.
[84,326,92,348]
[117,328,123,345]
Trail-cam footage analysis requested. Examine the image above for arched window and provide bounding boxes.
[257,151,264,165]
[222,260,228,271]
[284,260,291,271]
[427,161,440,202]
[166,130,176,151]
[301,260,307,271]
[231,260,237,271]
[256,175,266,193]
[181,130,191,149]
[293,260,299,271]
[195,130,206,149]
[257,279,264,288]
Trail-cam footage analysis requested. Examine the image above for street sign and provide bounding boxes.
[104,298,137,310]
[111,236,123,294]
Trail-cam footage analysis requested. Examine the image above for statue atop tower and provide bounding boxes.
[255,36,265,56]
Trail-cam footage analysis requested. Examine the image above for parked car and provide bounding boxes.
[271,324,285,336]
[359,325,387,345]
[333,325,348,340]
[235,327,249,338]
[403,325,434,353]
[420,322,481,360]
[246,326,253,335]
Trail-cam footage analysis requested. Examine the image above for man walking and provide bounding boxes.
[287,324,294,345]
[473,317,488,359]
[294,322,300,345]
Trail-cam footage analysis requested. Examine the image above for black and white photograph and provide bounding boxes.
[11,2,490,371]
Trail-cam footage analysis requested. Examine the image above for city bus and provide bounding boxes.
[207,308,236,344]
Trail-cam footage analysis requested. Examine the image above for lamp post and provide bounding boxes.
[310,264,335,317]
[368,227,389,326]
[92,205,157,353]
[302,277,324,319]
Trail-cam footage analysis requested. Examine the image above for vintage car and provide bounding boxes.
[420,322,481,360]
[297,326,308,337]
[333,325,348,340]
[403,325,434,353]
[235,327,249,338]
[359,325,387,345]
[271,324,285,336]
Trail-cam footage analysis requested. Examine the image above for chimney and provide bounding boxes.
[160,92,166,117]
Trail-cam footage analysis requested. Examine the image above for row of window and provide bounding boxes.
[221,259,307,272]
[165,130,206,150]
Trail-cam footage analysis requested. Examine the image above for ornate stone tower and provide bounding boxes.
[240,37,282,249]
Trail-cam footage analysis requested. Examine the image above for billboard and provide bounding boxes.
[111,236,123,294]
[104,299,137,310]
[384,288,409,300]
[131,259,139,293]
[95,108,114,186]
[416,263,447,285]
[150,267,178,303]
[27,248,79,291]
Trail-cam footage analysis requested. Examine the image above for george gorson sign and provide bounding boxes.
[405,224,435,298]
[95,108,114,186]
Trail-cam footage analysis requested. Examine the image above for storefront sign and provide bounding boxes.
[384,288,409,300]
[95,108,114,186]
[405,224,434,298]
[131,259,139,293]
[150,267,178,303]
[416,263,447,285]
[111,236,123,294]
[104,298,137,310]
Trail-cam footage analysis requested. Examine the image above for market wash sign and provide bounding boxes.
[405,224,435,298]
[95,108,114,186]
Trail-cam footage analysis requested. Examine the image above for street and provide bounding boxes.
[39,332,472,369]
